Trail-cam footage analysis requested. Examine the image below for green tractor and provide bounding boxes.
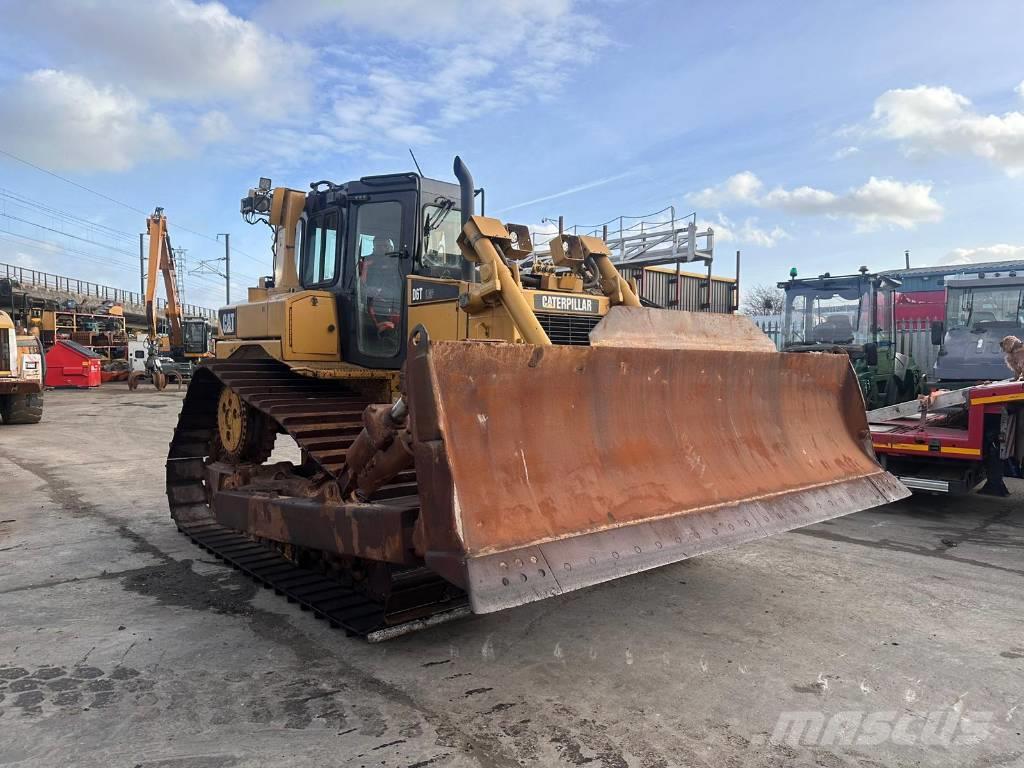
[778,269,924,410]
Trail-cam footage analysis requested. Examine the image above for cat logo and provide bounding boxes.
[219,309,236,335]
[533,294,600,314]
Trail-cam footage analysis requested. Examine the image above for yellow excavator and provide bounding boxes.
[166,158,908,639]
[130,208,214,390]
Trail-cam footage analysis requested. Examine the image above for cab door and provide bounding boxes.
[339,194,414,369]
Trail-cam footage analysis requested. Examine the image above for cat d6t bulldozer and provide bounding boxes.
[166,157,908,640]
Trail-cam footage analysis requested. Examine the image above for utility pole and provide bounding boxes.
[139,232,145,299]
[218,233,230,304]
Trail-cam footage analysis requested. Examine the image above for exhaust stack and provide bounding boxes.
[453,156,476,282]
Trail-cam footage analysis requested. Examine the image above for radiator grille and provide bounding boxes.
[535,312,602,346]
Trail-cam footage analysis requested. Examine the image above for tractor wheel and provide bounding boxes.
[0,392,43,424]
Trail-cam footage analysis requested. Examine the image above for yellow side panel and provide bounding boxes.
[408,301,463,341]
[468,306,519,342]
[284,292,339,361]
[236,302,270,339]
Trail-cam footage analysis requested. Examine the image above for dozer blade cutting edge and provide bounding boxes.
[405,307,909,614]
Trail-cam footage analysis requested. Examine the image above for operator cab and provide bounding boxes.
[295,172,462,370]
[932,274,1024,384]
[182,316,213,358]
[778,272,900,358]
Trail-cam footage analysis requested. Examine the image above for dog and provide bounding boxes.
[1000,335,1024,380]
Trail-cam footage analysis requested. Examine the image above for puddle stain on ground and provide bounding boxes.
[0,663,153,717]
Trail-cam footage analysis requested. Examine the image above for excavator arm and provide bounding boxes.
[145,208,183,348]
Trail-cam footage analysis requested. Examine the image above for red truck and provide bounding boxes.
[869,380,1024,494]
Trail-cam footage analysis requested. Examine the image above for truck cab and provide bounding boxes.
[932,273,1024,385]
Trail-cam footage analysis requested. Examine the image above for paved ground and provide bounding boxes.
[0,385,1022,768]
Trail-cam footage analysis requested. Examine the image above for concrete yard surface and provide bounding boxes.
[0,385,1022,767]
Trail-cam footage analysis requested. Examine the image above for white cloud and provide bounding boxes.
[0,1,604,168]
[832,146,861,160]
[0,1,312,170]
[330,70,436,147]
[703,214,789,248]
[279,0,607,148]
[939,244,1024,266]
[197,111,234,144]
[690,172,763,207]
[6,1,310,113]
[871,84,1024,176]
[0,70,183,172]
[688,172,943,230]
[10,251,41,268]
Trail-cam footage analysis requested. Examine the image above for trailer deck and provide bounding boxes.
[869,380,1024,493]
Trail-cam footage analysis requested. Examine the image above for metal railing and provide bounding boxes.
[1,262,216,319]
[528,206,715,270]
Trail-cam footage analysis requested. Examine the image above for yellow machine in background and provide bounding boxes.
[0,309,44,424]
[165,157,907,639]
[130,208,214,390]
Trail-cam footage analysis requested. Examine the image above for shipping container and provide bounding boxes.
[618,265,737,314]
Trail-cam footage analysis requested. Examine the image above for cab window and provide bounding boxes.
[302,210,340,285]
[422,204,462,277]
[353,201,403,358]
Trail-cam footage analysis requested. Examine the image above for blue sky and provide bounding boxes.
[1,0,1022,309]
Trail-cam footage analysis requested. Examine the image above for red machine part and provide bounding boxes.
[893,290,945,323]
[871,380,1024,460]
[45,340,102,388]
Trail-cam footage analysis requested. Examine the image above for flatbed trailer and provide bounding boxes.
[869,380,1024,494]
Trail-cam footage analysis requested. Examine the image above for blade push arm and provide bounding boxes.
[457,215,552,346]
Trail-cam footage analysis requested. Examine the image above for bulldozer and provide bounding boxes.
[166,157,908,640]
[0,309,44,424]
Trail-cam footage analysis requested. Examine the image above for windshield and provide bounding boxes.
[422,204,462,277]
[946,286,1024,331]
[184,321,206,344]
[783,283,876,346]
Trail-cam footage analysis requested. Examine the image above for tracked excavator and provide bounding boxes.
[166,158,909,640]
[129,208,214,391]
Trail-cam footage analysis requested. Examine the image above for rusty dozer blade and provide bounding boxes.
[405,308,909,614]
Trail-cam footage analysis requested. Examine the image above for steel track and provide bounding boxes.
[165,358,469,640]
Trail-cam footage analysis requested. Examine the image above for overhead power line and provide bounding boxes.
[0,225,255,293]
[0,211,138,258]
[0,188,137,242]
[0,145,265,266]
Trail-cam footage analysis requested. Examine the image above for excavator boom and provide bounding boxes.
[145,208,183,348]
